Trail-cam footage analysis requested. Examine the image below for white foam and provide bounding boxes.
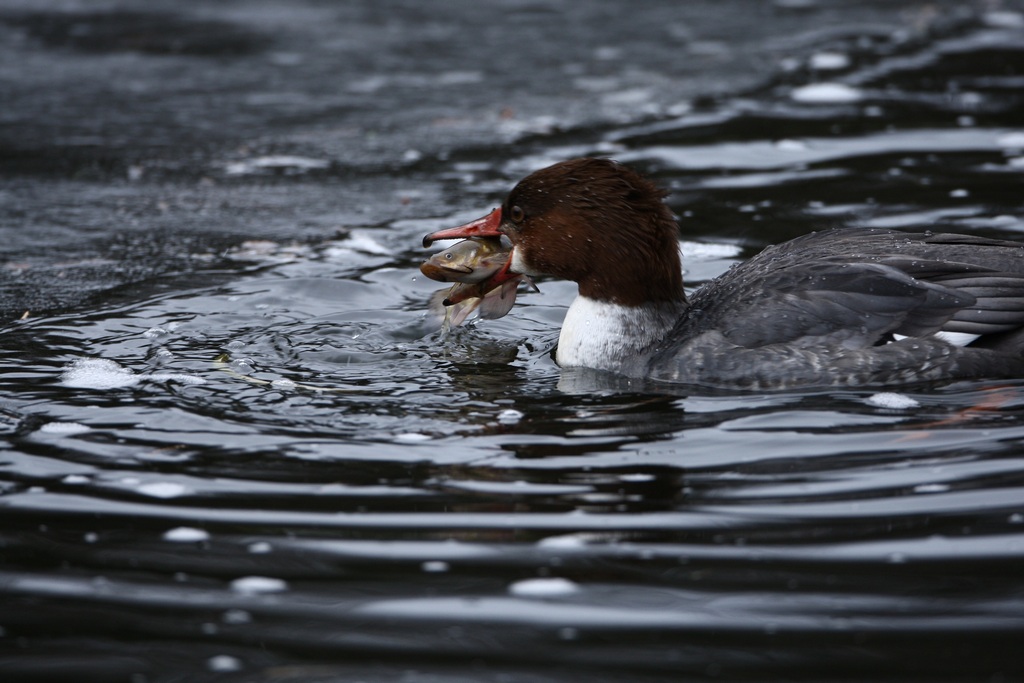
[207,655,242,673]
[149,372,207,385]
[775,139,809,151]
[619,473,655,482]
[537,534,588,548]
[60,358,205,390]
[137,482,189,499]
[508,577,581,597]
[163,527,211,543]
[809,52,850,70]
[224,155,329,176]
[865,392,920,409]
[421,561,450,573]
[37,422,91,436]
[791,83,863,104]
[497,409,524,425]
[395,432,431,442]
[61,359,141,389]
[230,576,289,595]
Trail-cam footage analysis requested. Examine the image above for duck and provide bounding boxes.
[422,157,1024,390]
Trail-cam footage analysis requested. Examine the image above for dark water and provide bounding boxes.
[3,10,1024,683]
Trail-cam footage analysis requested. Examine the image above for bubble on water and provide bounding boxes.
[914,483,950,494]
[538,534,587,548]
[61,358,141,389]
[230,576,288,595]
[137,482,189,499]
[163,527,210,543]
[775,139,809,151]
[207,655,242,672]
[422,560,450,573]
[247,542,273,554]
[618,473,655,482]
[791,83,863,104]
[60,358,204,389]
[395,432,431,443]
[224,155,329,176]
[149,372,206,385]
[497,409,524,425]
[949,188,969,198]
[809,52,850,70]
[865,392,920,409]
[509,577,580,597]
[37,421,91,436]
[231,359,254,374]
[62,474,91,485]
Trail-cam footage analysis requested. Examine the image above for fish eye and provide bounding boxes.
[510,205,525,223]
[445,252,454,259]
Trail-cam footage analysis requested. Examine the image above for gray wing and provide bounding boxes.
[683,230,1024,350]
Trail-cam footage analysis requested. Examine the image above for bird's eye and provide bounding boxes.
[510,205,525,223]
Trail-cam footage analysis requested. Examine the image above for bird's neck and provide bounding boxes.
[556,295,684,374]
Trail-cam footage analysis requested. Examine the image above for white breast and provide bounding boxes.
[556,295,680,372]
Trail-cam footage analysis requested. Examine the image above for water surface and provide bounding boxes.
[2,12,1024,683]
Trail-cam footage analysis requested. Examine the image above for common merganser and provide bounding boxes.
[423,157,1024,389]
